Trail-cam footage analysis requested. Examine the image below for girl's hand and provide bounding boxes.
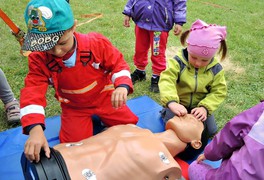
[196,153,206,163]
[173,24,182,36]
[123,15,131,27]
[191,107,207,121]
[111,87,128,108]
[168,102,187,116]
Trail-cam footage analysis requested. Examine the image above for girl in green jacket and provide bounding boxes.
[159,19,227,142]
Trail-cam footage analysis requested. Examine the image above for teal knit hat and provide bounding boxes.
[22,0,74,51]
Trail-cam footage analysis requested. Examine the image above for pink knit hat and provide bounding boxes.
[186,19,227,59]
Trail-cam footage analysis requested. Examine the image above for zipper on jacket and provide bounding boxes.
[188,69,198,109]
[165,7,168,24]
[194,68,198,92]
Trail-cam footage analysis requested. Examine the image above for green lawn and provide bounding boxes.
[0,0,263,131]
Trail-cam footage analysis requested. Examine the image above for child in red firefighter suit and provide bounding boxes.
[20,0,138,163]
[123,0,187,93]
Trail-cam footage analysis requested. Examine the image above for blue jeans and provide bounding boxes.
[205,114,218,136]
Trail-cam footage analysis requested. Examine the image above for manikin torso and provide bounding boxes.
[54,115,203,180]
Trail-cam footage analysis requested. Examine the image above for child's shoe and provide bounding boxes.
[5,100,20,125]
[149,76,160,93]
[131,69,146,84]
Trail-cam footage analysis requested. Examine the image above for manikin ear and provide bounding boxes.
[190,140,202,149]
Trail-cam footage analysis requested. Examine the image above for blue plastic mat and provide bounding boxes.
[0,95,220,180]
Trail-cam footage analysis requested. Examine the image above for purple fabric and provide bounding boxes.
[204,101,264,180]
[188,161,212,180]
[123,0,187,31]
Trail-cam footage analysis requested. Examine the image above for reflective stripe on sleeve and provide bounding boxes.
[20,105,45,118]
[111,70,131,83]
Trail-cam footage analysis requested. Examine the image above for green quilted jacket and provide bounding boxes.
[159,48,227,115]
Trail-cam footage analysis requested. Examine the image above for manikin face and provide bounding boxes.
[188,53,212,69]
[165,114,204,149]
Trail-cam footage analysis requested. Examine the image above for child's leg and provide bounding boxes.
[133,25,151,70]
[60,105,94,143]
[150,31,169,76]
[0,68,20,124]
[160,108,175,124]
[0,68,15,104]
[148,31,168,93]
[205,115,218,137]
[96,93,138,127]
[99,106,138,127]
[98,103,138,127]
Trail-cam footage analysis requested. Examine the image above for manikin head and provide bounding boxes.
[166,114,205,149]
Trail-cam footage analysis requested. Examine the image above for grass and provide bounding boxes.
[0,0,263,132]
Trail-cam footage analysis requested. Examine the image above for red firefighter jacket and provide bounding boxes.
[20,32,133,132]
